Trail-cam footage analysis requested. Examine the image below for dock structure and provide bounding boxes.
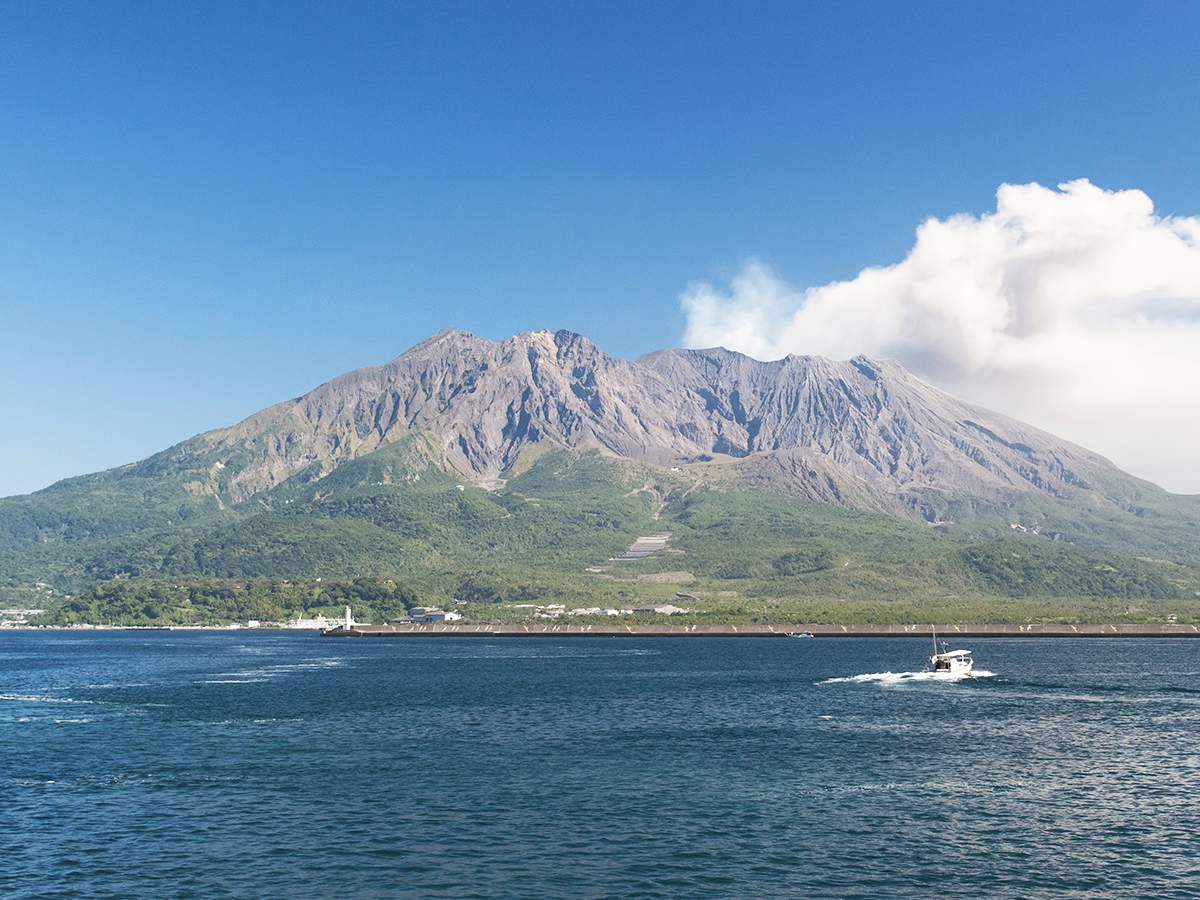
[321,622,1200,638]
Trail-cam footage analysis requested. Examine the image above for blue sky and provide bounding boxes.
[4,1,1200,497]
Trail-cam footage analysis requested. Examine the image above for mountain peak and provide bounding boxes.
[73,328,1145,522]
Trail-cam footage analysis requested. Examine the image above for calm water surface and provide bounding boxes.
[3,632,1199,899]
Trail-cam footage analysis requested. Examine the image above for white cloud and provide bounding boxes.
[681,180,1200,493]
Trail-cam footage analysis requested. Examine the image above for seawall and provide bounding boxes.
[321,622,1200,637]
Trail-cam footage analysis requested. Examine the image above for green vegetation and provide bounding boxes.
[961,542,1178,599]
[9,444,1200,627]
[41,577,419,628]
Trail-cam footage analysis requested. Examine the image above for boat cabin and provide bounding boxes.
[930,649,973,675]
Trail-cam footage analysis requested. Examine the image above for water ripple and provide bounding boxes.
[2,633,1198,899]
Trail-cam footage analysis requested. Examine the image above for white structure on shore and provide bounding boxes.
[567,605,689,617]
[409,608,462,623]
[1,608,46,628]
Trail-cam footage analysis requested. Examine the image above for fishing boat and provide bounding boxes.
[928,631,973,676]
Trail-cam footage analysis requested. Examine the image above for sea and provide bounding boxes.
[3,632,1199,900]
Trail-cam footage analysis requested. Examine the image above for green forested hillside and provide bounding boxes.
[7,442,1200,626]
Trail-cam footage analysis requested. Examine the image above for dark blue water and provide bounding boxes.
[3,633,1199,899]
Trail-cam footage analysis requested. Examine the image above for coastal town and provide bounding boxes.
[5,601,695,630]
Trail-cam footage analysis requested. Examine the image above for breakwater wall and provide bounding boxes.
[322,622,1200,638]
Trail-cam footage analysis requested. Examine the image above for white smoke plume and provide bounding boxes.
[681,180,1200,493]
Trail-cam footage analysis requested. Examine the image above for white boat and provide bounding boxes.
[928,632,974,676]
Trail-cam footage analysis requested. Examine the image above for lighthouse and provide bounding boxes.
[345,606,352,630]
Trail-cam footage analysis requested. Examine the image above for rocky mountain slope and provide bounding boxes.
[123,327,1153,521]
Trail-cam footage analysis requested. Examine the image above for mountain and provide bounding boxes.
[93,327,1154,514]
[4,328,1200,617]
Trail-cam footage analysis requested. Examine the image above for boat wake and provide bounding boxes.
[822,670,996,685]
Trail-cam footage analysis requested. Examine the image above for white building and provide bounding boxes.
[411,609,462,623]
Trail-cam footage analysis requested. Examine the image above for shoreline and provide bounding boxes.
[321,622,1200,638]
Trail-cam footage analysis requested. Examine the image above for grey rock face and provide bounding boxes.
[180,328,1138,514]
